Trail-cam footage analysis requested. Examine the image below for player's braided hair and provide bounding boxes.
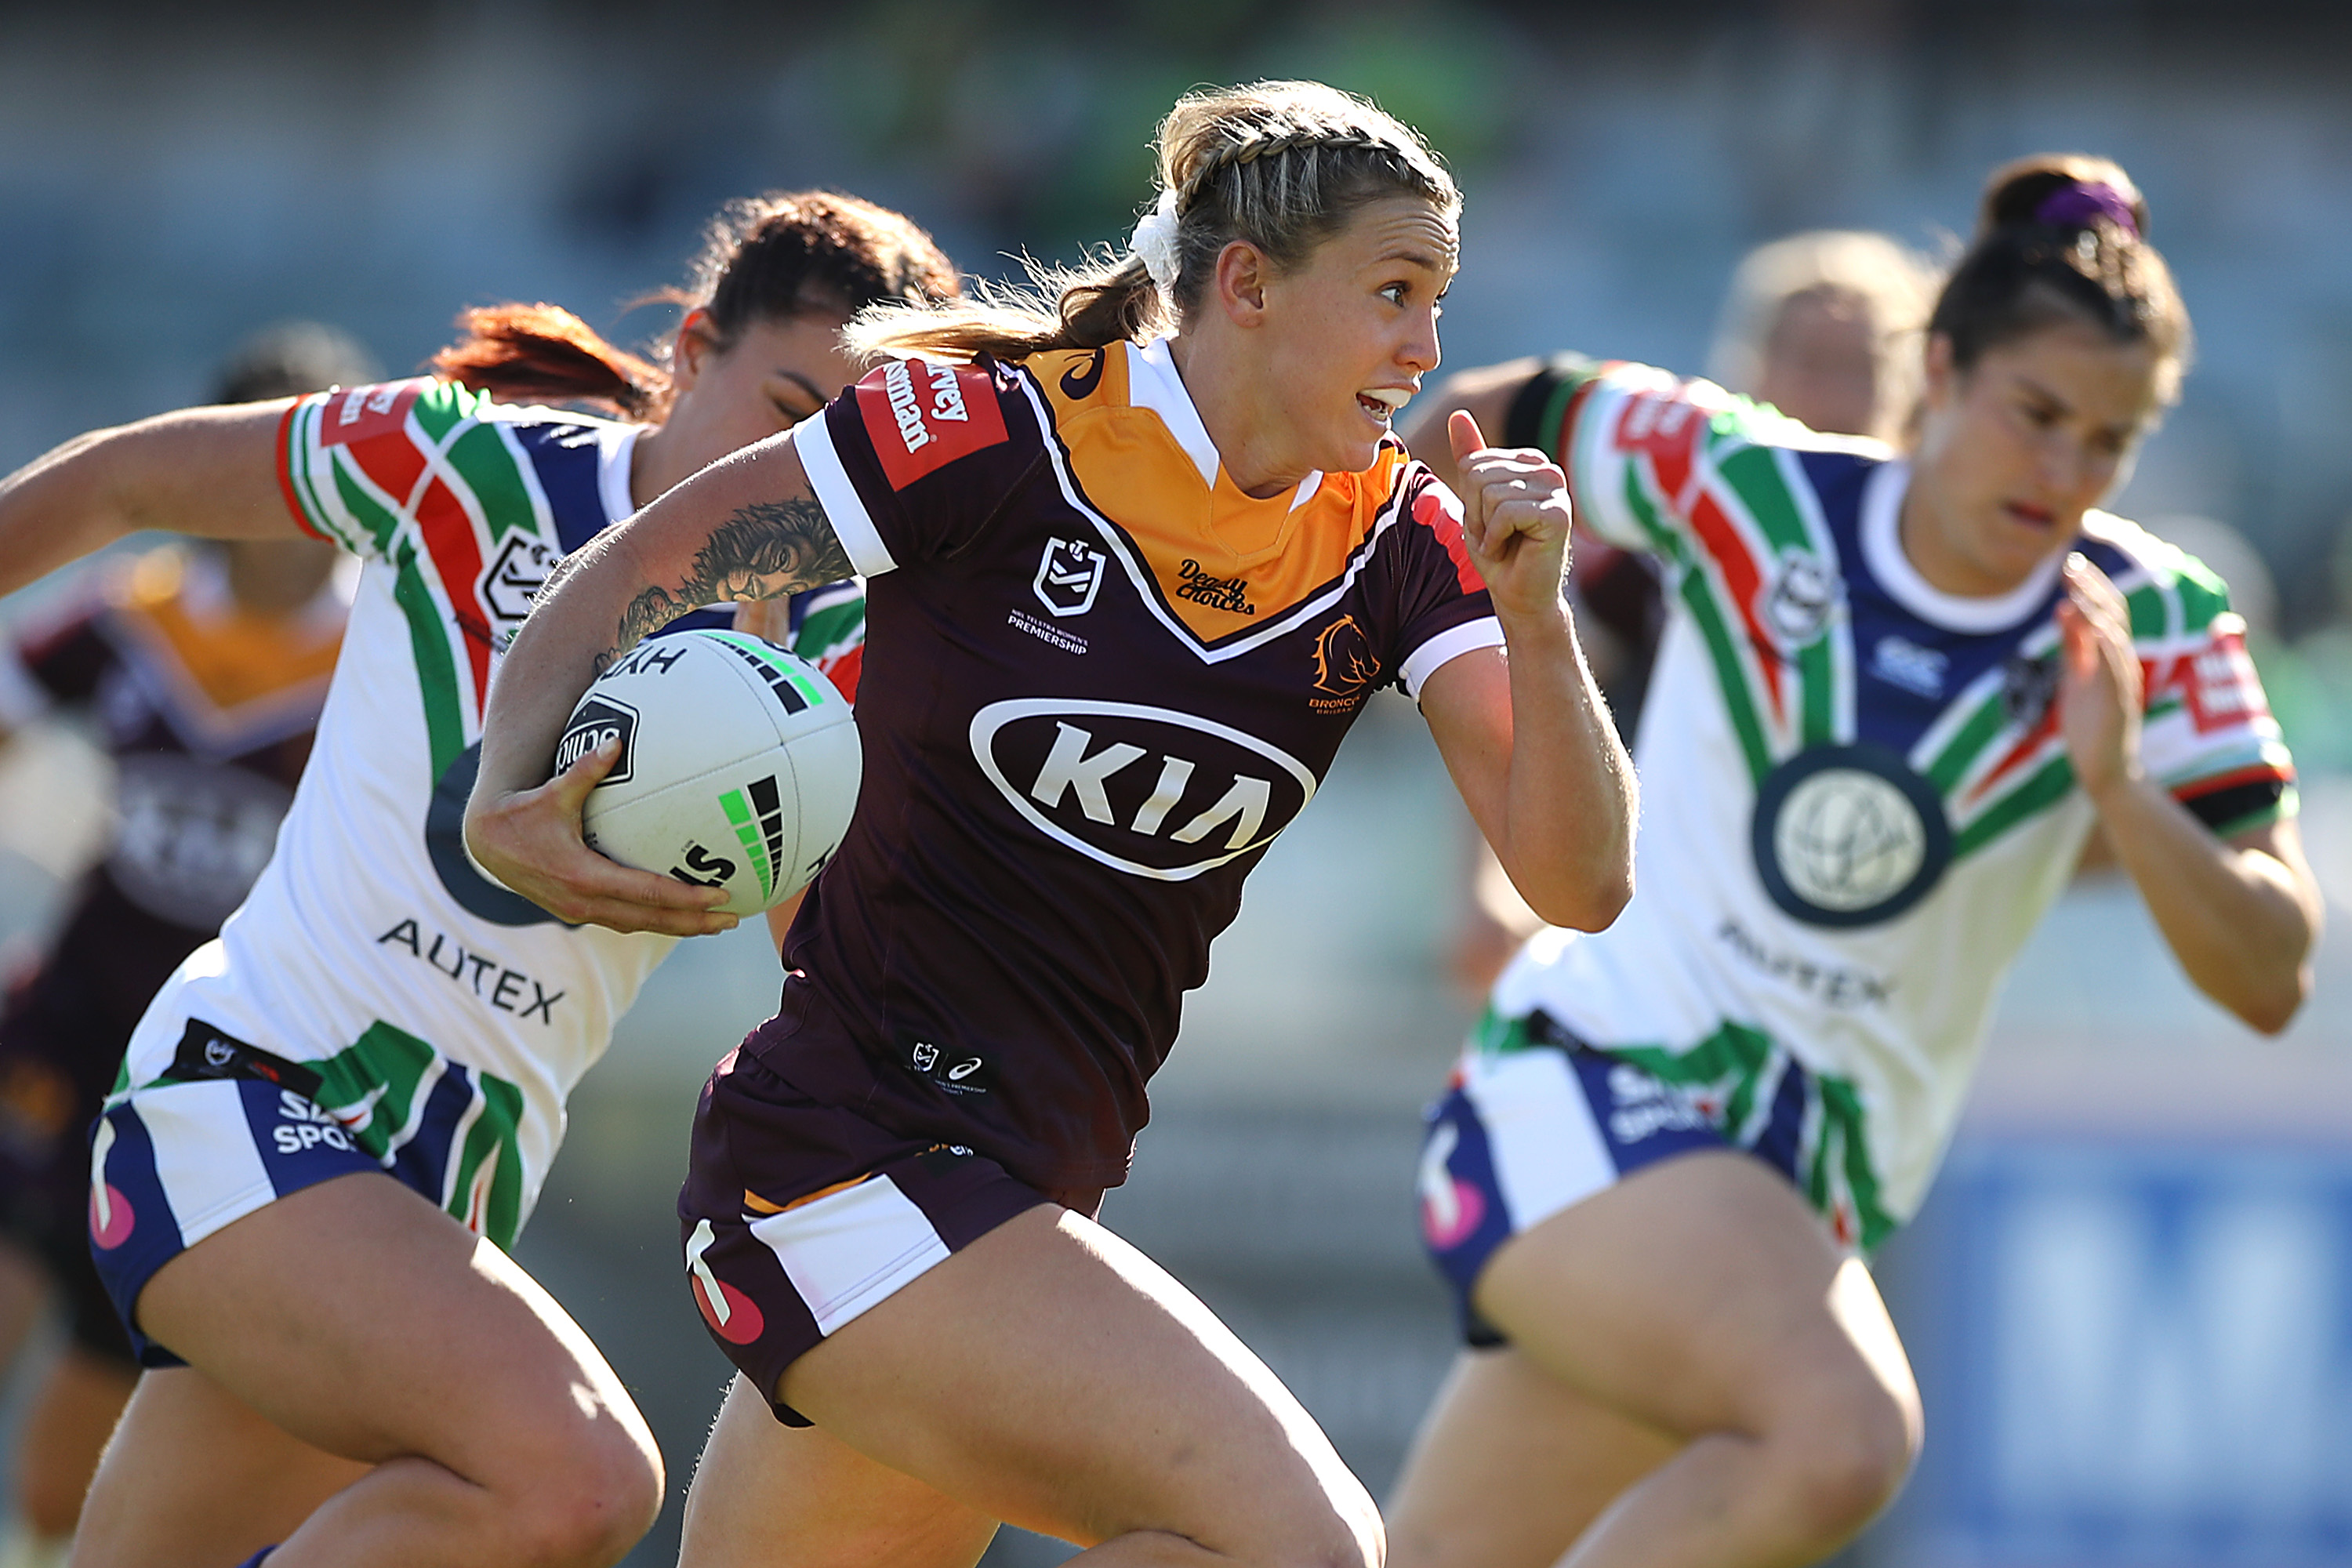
[847,81,1458,363]
[1927,154,2190,397]
[432,191,960,421]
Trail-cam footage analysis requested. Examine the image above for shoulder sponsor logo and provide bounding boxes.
[554,695,638,785]
[1871,634,1947,699]
[1764,552,1842,646]
[1034,536,1105,617]
[480,534,557,634]
[969,699,1317,880]
[855,358,1009,490]
[2150,615,2268,734]
[319,379,427,448]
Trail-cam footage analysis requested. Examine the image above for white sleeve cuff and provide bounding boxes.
[792,418,896,579]
[1398,616,1506,699]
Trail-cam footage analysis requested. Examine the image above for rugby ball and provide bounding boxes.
[559,629,861,916]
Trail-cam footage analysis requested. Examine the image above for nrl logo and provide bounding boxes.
[481,534,557,634]
[1763,552,1842,648]
[1034,536,1105,618]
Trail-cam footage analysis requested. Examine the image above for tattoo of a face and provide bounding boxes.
[591,495,848,672]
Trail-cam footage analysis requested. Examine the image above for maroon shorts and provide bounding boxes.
[679,1045,1097,1425]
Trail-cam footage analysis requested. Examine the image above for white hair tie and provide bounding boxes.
[1128,189,1181,291]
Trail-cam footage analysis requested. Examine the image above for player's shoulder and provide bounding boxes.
[2079,510,2237,641]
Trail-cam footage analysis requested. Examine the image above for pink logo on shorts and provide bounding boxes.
[89,1185,135,1250]
[692,1275,766,1345]
[1421,1179,1486,1251]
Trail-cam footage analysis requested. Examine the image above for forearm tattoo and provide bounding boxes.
[588,496,848,673]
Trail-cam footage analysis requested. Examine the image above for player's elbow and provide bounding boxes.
[1527,860,1633,934]
[2234,962,2312,1037]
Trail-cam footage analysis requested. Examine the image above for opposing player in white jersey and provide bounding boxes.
[1389,154,2322,1568]
[0,191,957,1568]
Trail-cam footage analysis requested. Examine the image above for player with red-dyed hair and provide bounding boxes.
[0,191,956,1568]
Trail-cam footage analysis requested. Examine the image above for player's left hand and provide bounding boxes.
[1447,409,1573,624]
[2056,551,2144,803]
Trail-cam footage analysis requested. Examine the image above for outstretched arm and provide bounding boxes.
[1421,412,1636,931]
[0,403,302,597]
[463,432,851,935]
[2060,555,2321,1033]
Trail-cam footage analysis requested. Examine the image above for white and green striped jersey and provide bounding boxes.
[113,379,864,1247]
[1486,358,2295,1247]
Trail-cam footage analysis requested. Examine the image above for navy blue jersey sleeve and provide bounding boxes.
[790,356,1048,575]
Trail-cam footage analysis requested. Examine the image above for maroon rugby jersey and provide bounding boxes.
[761,336,1501,1189]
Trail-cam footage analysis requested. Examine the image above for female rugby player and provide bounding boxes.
[469,80,1636,1566]
[1388,156,2322,1568]
[1457,229,1936,994]
[0,191,956,1568]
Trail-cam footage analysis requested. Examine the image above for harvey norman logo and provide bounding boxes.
[969,699,1316,880]
[858,358,1009,490]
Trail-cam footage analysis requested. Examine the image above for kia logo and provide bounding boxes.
[969,699,1316,880]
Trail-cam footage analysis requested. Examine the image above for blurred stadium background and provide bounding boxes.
[3,2,2350,1563]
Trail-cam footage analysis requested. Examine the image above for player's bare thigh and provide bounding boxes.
[683,1204,1380,1566]
[1472,1151,1917,1446]
[78,1171,659,1568]
[1386,1348,1678,1568]
[70,1365,368,1568]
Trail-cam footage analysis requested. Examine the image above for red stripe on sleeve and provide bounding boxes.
[275,399,332,542]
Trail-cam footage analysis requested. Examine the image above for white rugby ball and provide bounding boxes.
[560,629,861,916]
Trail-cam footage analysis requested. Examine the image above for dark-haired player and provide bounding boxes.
[0,192,956,1568]
[470,79,1635,1566]
[1388,156,2321,1568]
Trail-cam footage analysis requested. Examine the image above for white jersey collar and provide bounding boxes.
[1127,338,1323,512]
[1860,459,2063,634]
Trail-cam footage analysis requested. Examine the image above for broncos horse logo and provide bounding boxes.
[1312,615,1379,696]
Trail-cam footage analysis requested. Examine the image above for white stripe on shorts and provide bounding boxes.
[137,1080,278,1247]
[747,1174,950,1337]
[1461,1049,1619,1235]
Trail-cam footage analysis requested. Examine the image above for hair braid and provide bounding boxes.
[846,79,1457,365]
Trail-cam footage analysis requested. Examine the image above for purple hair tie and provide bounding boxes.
[2034,181,2139,238]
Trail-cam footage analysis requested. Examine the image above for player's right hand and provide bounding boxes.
[463,737,739,937]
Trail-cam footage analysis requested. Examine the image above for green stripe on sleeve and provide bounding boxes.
[330,456,403,557]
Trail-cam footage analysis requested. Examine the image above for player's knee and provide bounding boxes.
[1769,1381,1918,1550]
[503,1425,663,1568]
[1256,1476,1384,1568]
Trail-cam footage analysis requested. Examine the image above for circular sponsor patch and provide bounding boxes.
[1751,744,1951,928]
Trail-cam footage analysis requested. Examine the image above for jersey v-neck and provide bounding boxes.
[1860,460,2063,634]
